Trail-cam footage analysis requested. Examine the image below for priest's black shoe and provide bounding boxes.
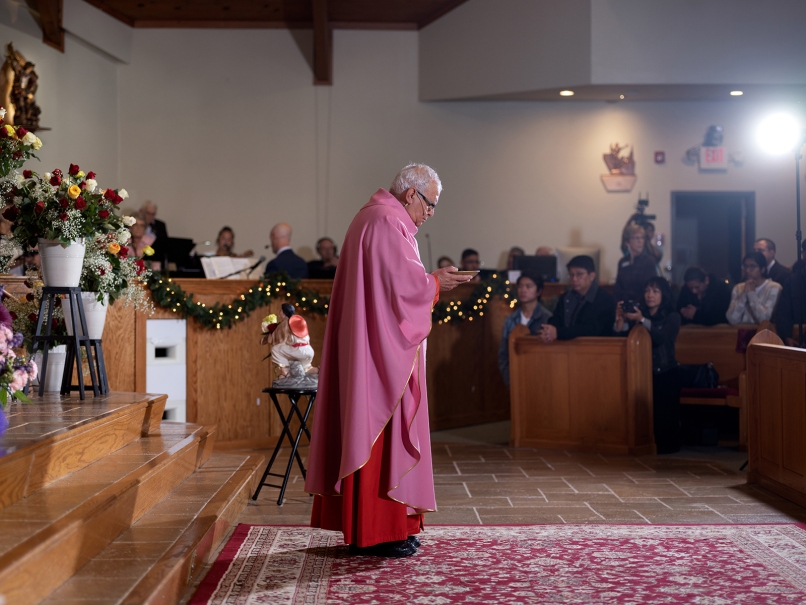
[348,540,417,558]
[407,536,421,549]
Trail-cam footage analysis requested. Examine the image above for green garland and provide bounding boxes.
[146,271,519,329]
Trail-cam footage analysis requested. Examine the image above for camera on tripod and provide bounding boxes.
[628,194,656,226]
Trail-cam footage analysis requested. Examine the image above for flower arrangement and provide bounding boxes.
[4,279,67,354]
[80,223,153,311]
[0,293,37,407]
[0,107,42,179]
[1,164,128,247]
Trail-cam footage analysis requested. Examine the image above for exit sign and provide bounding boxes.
[700,146,727,170]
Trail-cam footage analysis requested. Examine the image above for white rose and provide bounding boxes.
[22,132,36,146]
[13,173,23,184]
[85,179,97,193]
[0,108,5,119]
[118,189,129,199]
[32,137,42,150]
[122,215,136,227]
[118,229,131,245]
[44,172,51,181]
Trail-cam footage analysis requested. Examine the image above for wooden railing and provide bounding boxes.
[508,324,654,454]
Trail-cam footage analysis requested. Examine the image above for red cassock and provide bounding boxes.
[304,189,439,547]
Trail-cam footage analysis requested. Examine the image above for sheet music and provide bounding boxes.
[200,256,259,279]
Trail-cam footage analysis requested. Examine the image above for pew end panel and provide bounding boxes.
[509,325,654,454]
[746,330,806,507]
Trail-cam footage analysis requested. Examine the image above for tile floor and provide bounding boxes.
[234,421,806,527]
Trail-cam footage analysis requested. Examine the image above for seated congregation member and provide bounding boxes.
[505,246,525,270]
[124,212,161,270]
[437,255,454,269]
[754,238,791,285]
[460,248,483,282]
[265,222,308,279]
[676,267,731,326]
[537,255,616,342]
[614,224,657,304]
[498,271,552,387]
[726,251,782,325]
[307,236,339,279]
[215,226,254,258]
[615,277,681,454]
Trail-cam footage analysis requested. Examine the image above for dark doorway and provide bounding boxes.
[671,191,756,286]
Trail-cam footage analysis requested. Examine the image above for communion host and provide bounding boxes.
[305,163,471,558]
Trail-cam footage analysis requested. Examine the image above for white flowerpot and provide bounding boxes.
[38,238,86,288]
[33,345,67,392]
[63,292,109,340]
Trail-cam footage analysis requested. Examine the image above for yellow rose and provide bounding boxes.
[67,185,81,200]
[142,245,155,257]
[3,125,16,139]
[76,171,85,178]
[107,242,121,255]
[265,314,278,324]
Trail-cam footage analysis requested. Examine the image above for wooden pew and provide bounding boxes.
[508,324,655,454]
[675,324,758,450]
[745,329,806,507]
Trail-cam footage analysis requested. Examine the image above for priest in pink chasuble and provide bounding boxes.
[305,164,472,558]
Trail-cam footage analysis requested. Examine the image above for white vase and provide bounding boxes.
[33,345,67,392]
[63,292,109,340]
[38,238,86,288]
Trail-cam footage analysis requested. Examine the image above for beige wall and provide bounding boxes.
[118,28,800,281]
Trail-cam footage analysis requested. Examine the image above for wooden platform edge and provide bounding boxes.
[121,454,265,605]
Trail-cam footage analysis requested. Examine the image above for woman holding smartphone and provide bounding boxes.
[616,276,682,454]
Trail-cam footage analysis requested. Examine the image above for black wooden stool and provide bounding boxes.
[31,287,109,399]
[252,387,316,505]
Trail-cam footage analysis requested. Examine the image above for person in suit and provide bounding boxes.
[265,222,308,278]
[141,201,168,264]
[537,255,616,342]
[754,238,791,285]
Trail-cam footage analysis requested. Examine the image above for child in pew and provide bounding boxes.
[616,276,682,454]
[498,271,552,388]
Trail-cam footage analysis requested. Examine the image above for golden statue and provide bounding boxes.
[0,43,41,130]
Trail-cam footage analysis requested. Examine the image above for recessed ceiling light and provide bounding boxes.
[559,90,574,97]
[730,90,744,96]
[619,94,625,100]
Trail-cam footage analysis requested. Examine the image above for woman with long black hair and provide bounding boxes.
[616,276,682,454]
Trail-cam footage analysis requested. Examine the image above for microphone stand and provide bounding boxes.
[218,257,265,280]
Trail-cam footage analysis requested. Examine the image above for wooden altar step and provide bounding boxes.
[0,392,262,605]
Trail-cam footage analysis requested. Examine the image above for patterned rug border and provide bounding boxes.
[192,522,806,605]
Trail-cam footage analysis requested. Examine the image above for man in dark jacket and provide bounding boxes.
[676,267,731,326]
[265,222,308,279]
[538,255,616,342]
[754,238,791,285]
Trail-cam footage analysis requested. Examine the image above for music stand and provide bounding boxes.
[163,238,200,277]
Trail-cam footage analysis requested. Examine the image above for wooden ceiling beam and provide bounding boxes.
[312,0,332,85]
[26,0,65,52]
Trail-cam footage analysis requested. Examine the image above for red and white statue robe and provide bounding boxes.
[304,188,439,547]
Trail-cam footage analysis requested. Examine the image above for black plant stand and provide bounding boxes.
[252,387,316,505]
[31,287,108,399]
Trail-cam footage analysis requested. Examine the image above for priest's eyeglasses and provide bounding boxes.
[416,190,437,211]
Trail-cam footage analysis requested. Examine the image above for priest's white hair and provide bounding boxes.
[390,163,443,196]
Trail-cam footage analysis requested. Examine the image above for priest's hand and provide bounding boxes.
[433,266,474,291]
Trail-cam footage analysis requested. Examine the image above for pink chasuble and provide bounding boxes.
[304,188,438,514]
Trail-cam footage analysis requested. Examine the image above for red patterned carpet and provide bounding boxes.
[190,524,806,604]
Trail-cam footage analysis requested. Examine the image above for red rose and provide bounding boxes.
[9,312,16,320]
[104,189,116,201]
[59,198,69,209]
[59,212,68,221]
[17,126,28,137]
[113,194,123,205]
[98,209,109,219]
[27,313,37,322]
[69,163,80,176]
[22,170,32,178]
[74,197,86,210]
[51,318,59,330]
[79,181,87,190]
[12,151,21,160]
[0,129,6,139]
[87,171,96,179]
[52,169,62,177]
[135,259,146,275]
[50,175,61,186]
[99,268,105,276]
[119,246,128,259]
[2,206,19,221]
[25,293,33,302]
[34,201,44,214]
